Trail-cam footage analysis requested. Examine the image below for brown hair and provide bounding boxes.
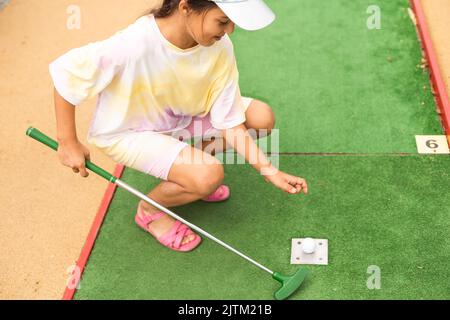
[139,0,218,19]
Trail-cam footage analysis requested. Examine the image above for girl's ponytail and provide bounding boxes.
[138,0,217,19]
[150,0,180,18]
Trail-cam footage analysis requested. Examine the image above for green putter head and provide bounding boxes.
[272,268,308,300]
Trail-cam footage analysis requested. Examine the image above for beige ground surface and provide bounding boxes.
[0,0,448,299]
[0,0,160,300]
[421,0,450,95]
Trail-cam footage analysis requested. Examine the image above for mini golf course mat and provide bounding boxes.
[74,155,450,300]
[233,0,443,153]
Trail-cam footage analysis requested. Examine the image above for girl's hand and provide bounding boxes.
[57,139,91,178]
[264,169,308,195]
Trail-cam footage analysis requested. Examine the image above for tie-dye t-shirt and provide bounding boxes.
[49,14,246,147]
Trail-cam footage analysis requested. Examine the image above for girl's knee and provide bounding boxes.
[245,101,276,137]
[192,163,224,197]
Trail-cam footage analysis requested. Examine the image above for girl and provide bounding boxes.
[52,0,308,252]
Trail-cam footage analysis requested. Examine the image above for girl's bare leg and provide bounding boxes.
[138,146,224,245]
[138,99,275,245]
[201,99,276,155]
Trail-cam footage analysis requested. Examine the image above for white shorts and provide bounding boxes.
[97,97,254,180]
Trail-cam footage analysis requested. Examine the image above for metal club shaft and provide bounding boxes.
[116,179,274,275]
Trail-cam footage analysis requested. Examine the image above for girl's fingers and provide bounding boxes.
[279,180,296,194]
[301,180,308,194]
[274,173,308,195]
[293,177,308,194]
[79,164,89,177]
[287,176,308,194]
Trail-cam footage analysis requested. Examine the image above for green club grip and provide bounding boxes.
[26,127,117,183]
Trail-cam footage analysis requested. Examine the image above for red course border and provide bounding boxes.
[410,0,450,145]
[62,164,125,300]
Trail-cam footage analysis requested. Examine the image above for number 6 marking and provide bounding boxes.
[426,140,439,149]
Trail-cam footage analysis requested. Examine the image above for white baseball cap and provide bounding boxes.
[210,0,276,31]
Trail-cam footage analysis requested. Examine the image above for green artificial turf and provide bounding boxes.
[74,155,450,300]
[73,0,450,300]
[234,0,443,153]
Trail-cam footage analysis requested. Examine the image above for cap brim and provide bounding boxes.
[215,0,276,31]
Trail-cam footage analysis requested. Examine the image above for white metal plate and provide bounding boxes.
[291,238,328,265]
[415,135,450,154]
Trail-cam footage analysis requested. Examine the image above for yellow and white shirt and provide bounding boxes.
[49,14,246,148]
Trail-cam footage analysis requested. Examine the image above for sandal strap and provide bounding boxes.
[173,224,190,249]
[203,185,225,200]
[214,185,225,196]
[137,207,198,250]
[139,210,166,226]
[159,221,191,249]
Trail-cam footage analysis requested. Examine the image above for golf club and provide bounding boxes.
[26,126,308,300]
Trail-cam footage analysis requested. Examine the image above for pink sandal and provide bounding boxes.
[135,207,201,252]
[202,184,230,202]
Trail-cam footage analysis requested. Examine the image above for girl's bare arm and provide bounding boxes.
[223,124,308,194]
[222,124,273,173]
[53,87,91,177]
[54,87,78,143]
